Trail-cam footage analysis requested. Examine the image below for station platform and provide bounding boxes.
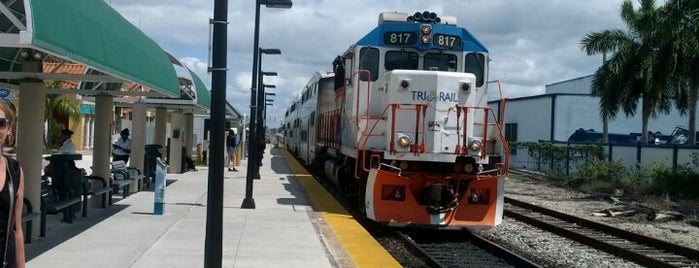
[25,147,401,267]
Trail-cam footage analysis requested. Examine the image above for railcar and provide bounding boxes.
[285,11,510,228]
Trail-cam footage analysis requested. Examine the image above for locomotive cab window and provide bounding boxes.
[464,53,486,87]
[385,50,419,71]
[359,47,379,81]
[423,52,457,72]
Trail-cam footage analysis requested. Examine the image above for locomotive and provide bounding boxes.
[282,11,509,228]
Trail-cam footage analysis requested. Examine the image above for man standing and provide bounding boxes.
[57,129,76,154]
[112,128,131,164]
[226,128,238,171]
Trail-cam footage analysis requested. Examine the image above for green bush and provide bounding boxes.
[650,165,699,198]
[573,159,626,184]
[622,162,667,195]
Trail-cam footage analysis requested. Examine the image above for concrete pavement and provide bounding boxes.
[26,148,344,267]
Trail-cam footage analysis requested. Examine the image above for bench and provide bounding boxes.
[40,177,82,237]
[82,175,112,217]
[22,198,40,244]
[110,161,144,197]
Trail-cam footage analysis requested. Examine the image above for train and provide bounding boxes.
[281,11,510,228]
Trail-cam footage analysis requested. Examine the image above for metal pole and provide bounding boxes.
[241,113,246,160]
[205,0,227,265]
[255,57,265,179]
[242,1,261,209]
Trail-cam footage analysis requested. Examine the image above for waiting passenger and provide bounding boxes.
[112,128,131,164]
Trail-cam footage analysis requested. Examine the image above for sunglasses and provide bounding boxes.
[0,118,10,129]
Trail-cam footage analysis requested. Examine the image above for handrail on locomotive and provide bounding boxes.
[352,69,510,179]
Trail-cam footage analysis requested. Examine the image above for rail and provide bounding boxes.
[505,197,699,267]
[350,78,511,178]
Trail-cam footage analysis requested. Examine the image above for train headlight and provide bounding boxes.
[469,191,480,203]
[463,163,474,173]
[421,35,431,44]
[460,81,472,92]
[421,24,432,35]
[468,139,482,151]
[400,79,411,89]
[399,161,409,170]
[398,136,411,148]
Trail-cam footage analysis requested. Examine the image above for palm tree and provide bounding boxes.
[657,0,699,145]
[581,0,672,143]
[44,80,81,149]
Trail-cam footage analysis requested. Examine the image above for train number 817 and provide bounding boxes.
[433,34,461,49]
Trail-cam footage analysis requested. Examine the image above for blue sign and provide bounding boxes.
[80,104,95,115]
[0,88,9,100]
[154,158,167,215]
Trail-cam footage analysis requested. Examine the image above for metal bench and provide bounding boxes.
[40,177,81,237]
[21,198,40,244]
[82,175,112,217]
[110,161,145,197]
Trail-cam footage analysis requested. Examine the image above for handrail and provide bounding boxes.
[349,79,510,178]
[355,104,391,179]
[492,80,510,173]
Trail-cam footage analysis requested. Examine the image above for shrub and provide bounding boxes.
[569,159,626,193]
[650,165,699,198]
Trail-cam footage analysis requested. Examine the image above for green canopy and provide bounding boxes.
[28,0,179,97]
[189,69,211,111]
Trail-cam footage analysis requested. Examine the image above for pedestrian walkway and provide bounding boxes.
[25,147,400,267]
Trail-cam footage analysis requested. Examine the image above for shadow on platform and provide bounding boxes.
[25,204,130,261]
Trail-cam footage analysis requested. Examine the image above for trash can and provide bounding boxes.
[144,144,162,188]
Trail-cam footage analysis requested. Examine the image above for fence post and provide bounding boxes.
[636,142,642,169]
[672,144,678,172]
[566,142,570,176]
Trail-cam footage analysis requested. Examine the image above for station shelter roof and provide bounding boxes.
[0,0,180,97]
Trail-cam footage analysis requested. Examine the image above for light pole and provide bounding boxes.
[242,0,290,209]
[253,71,277,179]
[264,92,276,127]
[206,0,228,265]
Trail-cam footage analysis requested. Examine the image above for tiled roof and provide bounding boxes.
[42,63,86,89]
[41,63,151,92]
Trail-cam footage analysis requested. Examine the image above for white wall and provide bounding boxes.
[500,96,553,142]
[546,75,593,94]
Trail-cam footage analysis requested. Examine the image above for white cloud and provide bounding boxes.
[107,0,638,127]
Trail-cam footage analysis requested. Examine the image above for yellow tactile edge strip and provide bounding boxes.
[280,149,402,268]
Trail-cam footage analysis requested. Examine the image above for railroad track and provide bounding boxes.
[504,197,699,268]
[396,229,541,268]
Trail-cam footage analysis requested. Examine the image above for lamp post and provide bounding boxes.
[241,0,290,210]
[252,71,277,179]
[206,0,229,266]
[264,92,276,127]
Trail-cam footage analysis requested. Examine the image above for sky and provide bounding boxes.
[106,0,632,128]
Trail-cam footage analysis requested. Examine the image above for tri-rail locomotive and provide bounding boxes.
[282,11,509,228]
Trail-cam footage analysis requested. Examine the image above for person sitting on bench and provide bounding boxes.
[112,128,131,164]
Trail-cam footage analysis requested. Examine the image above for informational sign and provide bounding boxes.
[154,157,167,215]
[0,88,9,100]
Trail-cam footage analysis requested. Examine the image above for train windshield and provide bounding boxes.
[359,47,379,81]
[385,50,419,71]
[464,53,486,87]
[424,52,458,71]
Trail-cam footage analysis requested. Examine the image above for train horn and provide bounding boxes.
[429,12,438,21]
[414,12,423,20]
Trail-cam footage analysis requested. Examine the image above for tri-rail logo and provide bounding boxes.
[410,90,458,102]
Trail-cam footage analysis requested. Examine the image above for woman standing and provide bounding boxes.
[0,101,25,268]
